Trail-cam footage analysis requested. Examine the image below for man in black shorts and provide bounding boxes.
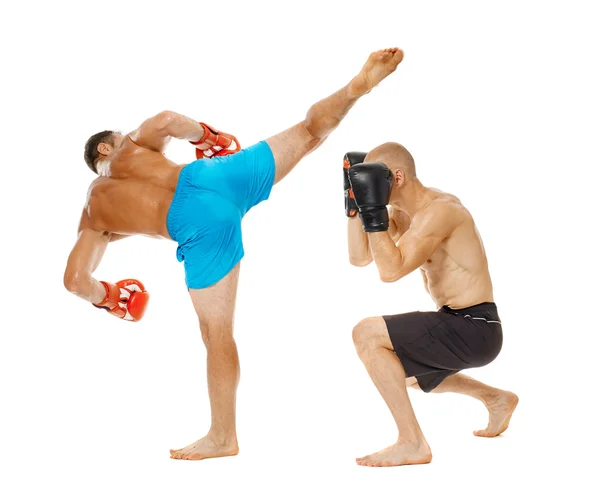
[343,145,518,467]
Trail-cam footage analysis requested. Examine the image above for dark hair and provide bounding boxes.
[84,130,114,173]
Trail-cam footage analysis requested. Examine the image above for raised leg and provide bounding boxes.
[411,373,519,437]
[170,264,241,461]
[266,48,404,184]
[352,317,432,467]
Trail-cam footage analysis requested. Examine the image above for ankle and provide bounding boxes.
[207,429,237,447]
[396,432,427,448]
[480,388,501,405]
[348,77,369,98]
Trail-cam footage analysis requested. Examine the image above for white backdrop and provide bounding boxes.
[1,0,598,493]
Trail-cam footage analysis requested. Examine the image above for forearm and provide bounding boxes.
[305,77,366,140]
[163,112,205,141]
[368,232,405,282]
[64,228,110,304]
[348,217,372,266]
[64,270,106,304]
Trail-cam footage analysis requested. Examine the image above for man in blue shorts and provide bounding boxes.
[64,48,404,460]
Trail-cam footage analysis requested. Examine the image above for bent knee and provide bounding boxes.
[352,317,389,353]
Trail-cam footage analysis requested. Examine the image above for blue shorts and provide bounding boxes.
[166,140,275,289]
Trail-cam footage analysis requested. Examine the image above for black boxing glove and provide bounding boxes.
[343,151,368,217]
[348,162,393,232]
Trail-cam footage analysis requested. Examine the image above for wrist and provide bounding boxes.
[92,281,114,307]
[188,122,207,144]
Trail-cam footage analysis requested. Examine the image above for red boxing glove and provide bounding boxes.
[94,279,150,322]
[189,122,241,159]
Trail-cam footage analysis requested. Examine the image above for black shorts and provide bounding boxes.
[383,302,503,393]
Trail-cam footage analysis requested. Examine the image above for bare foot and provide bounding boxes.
[356,440,432,467]
[351,47,405,96]
[169,435,239,461]
[474,390,519,437]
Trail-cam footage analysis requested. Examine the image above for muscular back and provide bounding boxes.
[413,193,494,308]
[84,136,184,238]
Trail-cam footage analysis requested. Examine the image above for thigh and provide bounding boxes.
[265,122,322,184]
[189,263,240,332]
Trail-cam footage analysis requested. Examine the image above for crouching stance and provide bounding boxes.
[344,147,518,467]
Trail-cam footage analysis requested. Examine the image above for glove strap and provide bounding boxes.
[93,281,117,309]
[190,122,241,159]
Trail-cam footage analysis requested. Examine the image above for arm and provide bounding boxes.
[128,111,206,153]
[367,203,459,283]
[63,211,111,304]
[348,206,401,266]
[348,216,372,266]
[64,211,149,321]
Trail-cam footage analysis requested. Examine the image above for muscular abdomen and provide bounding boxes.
[423,218,494,309]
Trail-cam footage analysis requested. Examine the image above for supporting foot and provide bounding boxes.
[169,435,239,461]
[474,390,519,437]
[356,439,432,467]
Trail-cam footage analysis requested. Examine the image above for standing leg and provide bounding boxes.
[170,264,241,461]
[352,317,432,467]
[266,48,404,184]
[409,373,519,437]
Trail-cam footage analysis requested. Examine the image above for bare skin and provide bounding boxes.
[349,143,518,467]
[64,48,404,461]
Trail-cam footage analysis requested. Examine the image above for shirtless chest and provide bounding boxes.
[392,205,494,309]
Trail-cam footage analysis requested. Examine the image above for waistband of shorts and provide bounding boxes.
[439,302,500,322]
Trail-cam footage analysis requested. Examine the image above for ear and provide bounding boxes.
[393,168,405,186]
[97,142,112,156]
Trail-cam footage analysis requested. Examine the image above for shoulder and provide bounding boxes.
[86,177,111,196]
[413,193,469,236]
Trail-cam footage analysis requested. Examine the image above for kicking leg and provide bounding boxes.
[352,317,432,467]
[170,264,241,461]
[266,48,404,184]
[411,373,519,437]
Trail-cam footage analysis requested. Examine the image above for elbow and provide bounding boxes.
[154,110,178,130]
[379,271,403,284]
[349,256,372,267]
[63,268,83,294]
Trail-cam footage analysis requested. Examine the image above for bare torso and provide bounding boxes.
[84,136,184,238]
[392,191,494,309]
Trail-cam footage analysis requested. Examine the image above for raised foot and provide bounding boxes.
[351,47,405,96]
[170,435,239,461]
[474,390,519,437]
[356,440,432,467]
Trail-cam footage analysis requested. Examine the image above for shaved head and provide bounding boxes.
[366,142,416,179]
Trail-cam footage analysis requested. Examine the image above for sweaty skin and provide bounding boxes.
[65,48,405,461]
[348,143,518,467]
[85,135,182,238]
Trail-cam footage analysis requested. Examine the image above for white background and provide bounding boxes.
[1,0,598,493]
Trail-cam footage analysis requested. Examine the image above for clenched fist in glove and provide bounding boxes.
[94,279,150,321]
[348,162,393,232]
